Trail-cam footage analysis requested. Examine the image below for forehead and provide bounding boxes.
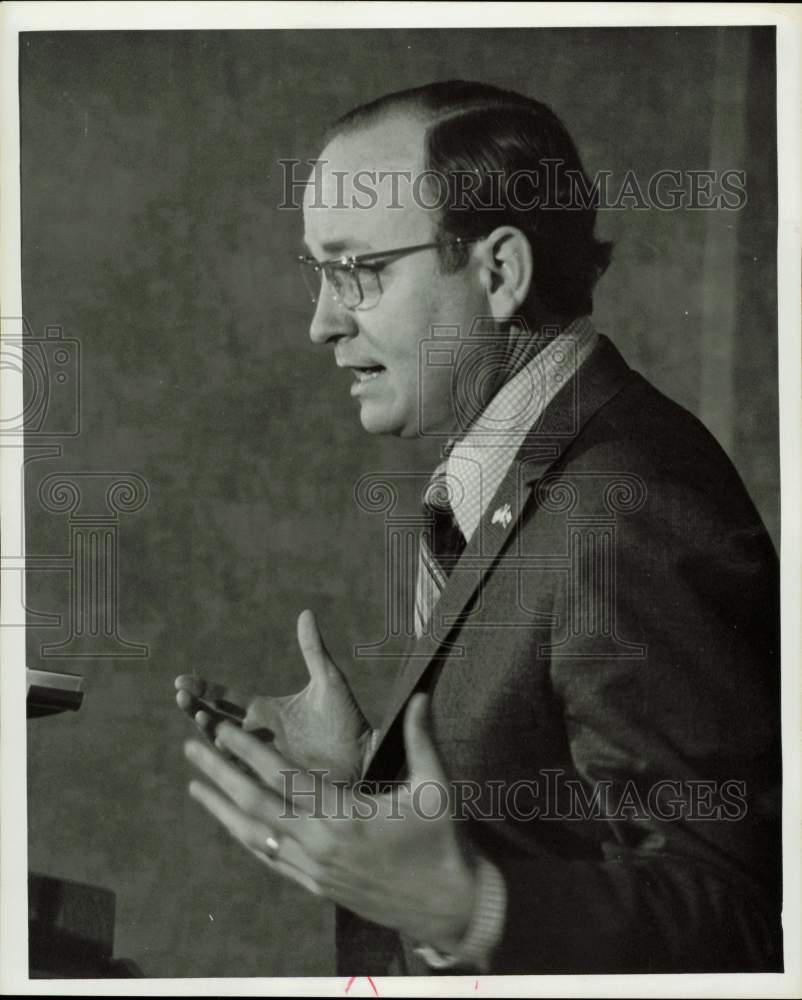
[302,113,439,252]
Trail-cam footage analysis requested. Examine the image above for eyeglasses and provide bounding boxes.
[296,237,484,311]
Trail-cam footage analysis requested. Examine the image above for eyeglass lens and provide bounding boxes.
[299,262,381,311]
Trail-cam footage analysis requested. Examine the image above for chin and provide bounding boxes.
[357,401,415,438]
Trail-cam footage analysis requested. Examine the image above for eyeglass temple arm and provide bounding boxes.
[296,236,483,269]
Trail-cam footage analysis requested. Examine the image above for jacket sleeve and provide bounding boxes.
[486,468,782,974]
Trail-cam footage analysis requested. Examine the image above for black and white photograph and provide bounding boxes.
[1,2,800,995]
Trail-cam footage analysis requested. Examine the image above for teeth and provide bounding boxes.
[354,368,383,381]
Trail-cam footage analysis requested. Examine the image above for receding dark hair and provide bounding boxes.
[327,80,612,320]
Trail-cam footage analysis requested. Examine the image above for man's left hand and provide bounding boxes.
[184,693,478,953]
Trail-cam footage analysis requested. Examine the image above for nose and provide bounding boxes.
[308,281,359,346]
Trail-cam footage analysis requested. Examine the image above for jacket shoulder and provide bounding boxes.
[564,369,768,529]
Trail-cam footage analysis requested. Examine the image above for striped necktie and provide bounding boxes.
[414,466,467,639]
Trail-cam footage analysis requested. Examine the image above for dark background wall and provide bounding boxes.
[22,27,778,977]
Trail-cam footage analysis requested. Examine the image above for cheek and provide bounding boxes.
[363,272,471,385]
[378,267,441,342]
[360,303,428,382]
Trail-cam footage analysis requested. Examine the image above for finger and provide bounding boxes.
[244,842,324,897]
[176,697,230,745]
[189,778,267,851]
[175,674,207,696]
[190,778,274,865]
[213,723,317,797]
[176,686,209,722]
[175,688,218,742]
[189,771,323,895]
[193,708,219,742]
[186,740,328,853]
[174,675,248,712]
[175,675,228,702]
[176,689,194,712]
[213,724,347,839]
[189,776,323,897]
[296,609,335,684]
[185,739,287,827]
[403,693,447,786]
[242,695,280,738]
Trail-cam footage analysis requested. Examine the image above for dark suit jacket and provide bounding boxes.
[336,335,782,975]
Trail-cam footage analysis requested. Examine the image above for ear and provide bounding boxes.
[476,226,534,321]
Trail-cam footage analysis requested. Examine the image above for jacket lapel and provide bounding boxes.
[364,334,637,779]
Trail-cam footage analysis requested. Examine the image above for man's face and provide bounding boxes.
[302,115,486,438]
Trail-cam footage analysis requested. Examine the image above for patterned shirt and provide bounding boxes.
[447,315,598,543]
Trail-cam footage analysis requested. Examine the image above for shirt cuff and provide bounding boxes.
[412,855,507,972]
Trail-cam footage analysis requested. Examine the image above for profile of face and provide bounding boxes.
[302,114,495,439]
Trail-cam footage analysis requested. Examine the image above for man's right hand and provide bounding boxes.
[175,609,372,783]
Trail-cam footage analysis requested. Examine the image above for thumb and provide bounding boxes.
[403,693,447,786]
[296,609,338,684]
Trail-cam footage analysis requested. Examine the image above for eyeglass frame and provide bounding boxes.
[296,236,486,311]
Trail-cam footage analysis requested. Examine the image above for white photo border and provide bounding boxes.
[1,3,799,997]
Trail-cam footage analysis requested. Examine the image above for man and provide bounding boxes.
[176,81,782,975]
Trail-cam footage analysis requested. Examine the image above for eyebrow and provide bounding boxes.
[302,238,374,259]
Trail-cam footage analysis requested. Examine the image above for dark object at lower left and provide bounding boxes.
[28,873,142,978]
[27,682,142,976]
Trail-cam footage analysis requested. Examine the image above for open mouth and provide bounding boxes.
[351,365,385,382]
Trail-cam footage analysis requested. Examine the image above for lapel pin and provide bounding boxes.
[492,503,513,528]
